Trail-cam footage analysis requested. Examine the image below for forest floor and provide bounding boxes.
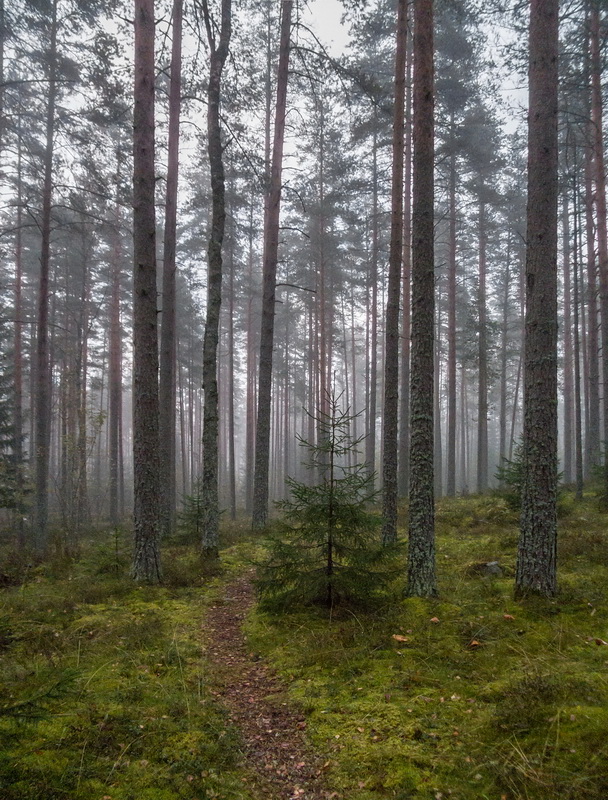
[204,574,331,800]
[2,492,608,799]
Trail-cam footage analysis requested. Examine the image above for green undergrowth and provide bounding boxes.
[0,526,259,800]
[245,493,608,800]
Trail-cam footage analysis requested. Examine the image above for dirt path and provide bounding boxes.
[204,575,335,800]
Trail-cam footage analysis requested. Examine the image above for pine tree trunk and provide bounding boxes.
[159,0,182,539]
[382,0,407,545]
[227,208,237,520]
[408,0,436,597]
[366,128,379,486]
[252,0,293,528]
[201,0,232,557]
[446,143,457,496]
[14,113,24,546]
[109,166,123,529]
[434,297,442,498]
[398,17,413,498]
[477,197,488,493]
[498,235,511,477]
[516,0,559,598]
[245,183,257,513]
[33,0,58,553]
[572,171,585,500]
[584,117,600,474]
[590,2,608,492]
[562,187,574,485]
[132,0,161,583]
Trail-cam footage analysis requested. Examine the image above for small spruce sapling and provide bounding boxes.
[256,391,400,611]
[176,475,206,544]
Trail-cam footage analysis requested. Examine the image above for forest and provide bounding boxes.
[1,0,608,797]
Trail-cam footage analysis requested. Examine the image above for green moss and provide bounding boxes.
[244,494,608,799]
[0,535,254,800]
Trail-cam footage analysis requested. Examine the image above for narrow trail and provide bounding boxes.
[204,575,335,800]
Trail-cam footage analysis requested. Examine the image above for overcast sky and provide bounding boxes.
[303,0,350,55]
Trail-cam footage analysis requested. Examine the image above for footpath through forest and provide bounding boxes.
[204,576,336,800]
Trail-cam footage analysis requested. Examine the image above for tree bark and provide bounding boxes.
[132,0,161,583]
[516,0,559,598]
[590,2,608,493]
[584,116,600,474]
[398,14,413,498]
[382,0,407,545]
[14,111,24,546]
[159,0,182,539]
[109,155,123,528]
[477,197,488,493]
[252,0,293,528]
[498,234,511,478]
[33,0,58,553]
[446,141,457,496]
[572,170,585,500]
[201,0,232,557]
[408,0,436,597]
[561,184,574,485]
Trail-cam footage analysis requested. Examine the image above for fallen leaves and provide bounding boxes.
[430,617,440,624]
[392,634,410,643]
[503,614,515,621]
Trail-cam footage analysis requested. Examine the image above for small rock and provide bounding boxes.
[466,561,503,578]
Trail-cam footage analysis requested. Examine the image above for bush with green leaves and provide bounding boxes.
[256,392,400,612]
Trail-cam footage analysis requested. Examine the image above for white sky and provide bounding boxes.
[303,0,351,56]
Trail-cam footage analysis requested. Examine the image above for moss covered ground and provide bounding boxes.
[246,493,608,800]
[2,495,608,799]
[0,530,257,800]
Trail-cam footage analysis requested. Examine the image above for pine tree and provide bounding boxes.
[0,319,23,513]
[256,392,399,612]
[515,0,559,598]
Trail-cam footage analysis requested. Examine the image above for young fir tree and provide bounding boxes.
[176,475,206,544]
[256,392,400,612]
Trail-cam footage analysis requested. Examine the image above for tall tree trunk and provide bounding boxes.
[446,141,457,496]
[201,0,232,557]
[498,234,511,477]
[434,297,442,497]
[590,1,608,494]
[245,183,257,513]
[132,0,161,582]
[109,158,123,528]
[562,184,574,485]
[252,0,293,528]
[408,0,436,597]
[227,206,237,520]
[366,126,379,485]
[460,364,468,492]
[382,0,407,545]
[398,16,413,497]
[76,220,90,536]
[159,0,182,539]
[14,112,24,546]
[477,196,488,493]
[33,0,58,553]
[0,0,4,155]
[584,116,600,474]
[572,170,585,500]
[516,0,559,598]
